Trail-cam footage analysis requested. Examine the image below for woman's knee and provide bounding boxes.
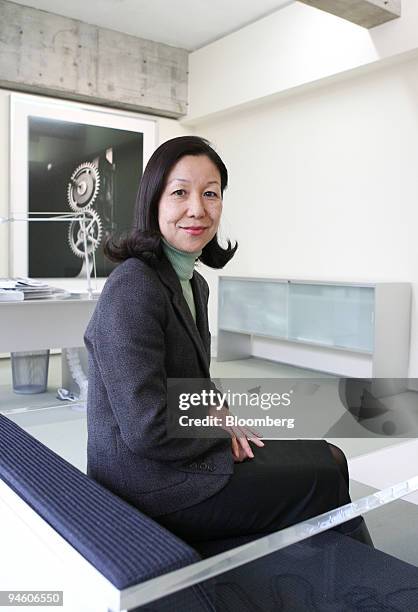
[327,442,349,485]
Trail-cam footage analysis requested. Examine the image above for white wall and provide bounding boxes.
[0,91,9,276]
[0,88,190,277]
[196,55,418,377]
[187,0,418,123]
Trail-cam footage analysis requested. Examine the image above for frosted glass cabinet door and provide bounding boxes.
[288,284,375,352]
[219,279,288,338]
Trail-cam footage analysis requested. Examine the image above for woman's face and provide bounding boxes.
[158,154,223,252]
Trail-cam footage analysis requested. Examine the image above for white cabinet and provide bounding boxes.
[217,277,411,378]
[287,284,375,353]
[218,279,288,339]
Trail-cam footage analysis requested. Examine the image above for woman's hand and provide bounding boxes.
[231,435,246,462]
[209,403,264,461]
[231,435,255,462]
[230,425,264,462]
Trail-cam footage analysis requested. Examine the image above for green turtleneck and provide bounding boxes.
[161,237,202,323]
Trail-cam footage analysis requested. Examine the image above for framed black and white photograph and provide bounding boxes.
[9,93,157,282]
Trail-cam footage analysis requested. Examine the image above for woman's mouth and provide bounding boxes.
[180,226,207,236]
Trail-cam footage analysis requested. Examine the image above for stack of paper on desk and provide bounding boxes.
[0,288,24,301]
[0,278,70,300]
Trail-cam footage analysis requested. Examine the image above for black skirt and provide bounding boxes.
[157,439,355,544]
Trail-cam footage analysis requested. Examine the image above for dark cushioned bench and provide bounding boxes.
[1,413,418,612]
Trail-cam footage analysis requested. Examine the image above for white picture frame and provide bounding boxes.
[9,92,157,288]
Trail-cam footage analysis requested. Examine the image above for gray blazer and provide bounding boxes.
[84,254,234,517]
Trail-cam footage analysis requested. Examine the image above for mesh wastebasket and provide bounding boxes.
[11,350,50,394]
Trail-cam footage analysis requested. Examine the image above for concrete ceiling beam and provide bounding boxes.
[0,0,188,118]
[297,0,401,28]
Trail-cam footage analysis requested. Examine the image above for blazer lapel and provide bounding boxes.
[155,254,210,376]
[191,272,211,362]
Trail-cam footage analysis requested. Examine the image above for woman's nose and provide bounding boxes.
[186,194,205,216]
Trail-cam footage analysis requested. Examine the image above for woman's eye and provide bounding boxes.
[204,191,218,198]
[172,189,186,196]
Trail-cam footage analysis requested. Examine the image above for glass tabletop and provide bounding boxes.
[124,476,418,611]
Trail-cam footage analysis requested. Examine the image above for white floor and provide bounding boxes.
[350,439,418,505]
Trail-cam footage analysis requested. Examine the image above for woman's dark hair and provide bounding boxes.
[104,135,238,268]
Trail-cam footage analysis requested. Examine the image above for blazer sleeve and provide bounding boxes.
[88,262,229,462]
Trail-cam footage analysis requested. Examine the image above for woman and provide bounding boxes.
[84,135,372,547]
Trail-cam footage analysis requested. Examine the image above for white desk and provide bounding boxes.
[0,297,98,353]
[0,297,98,410]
